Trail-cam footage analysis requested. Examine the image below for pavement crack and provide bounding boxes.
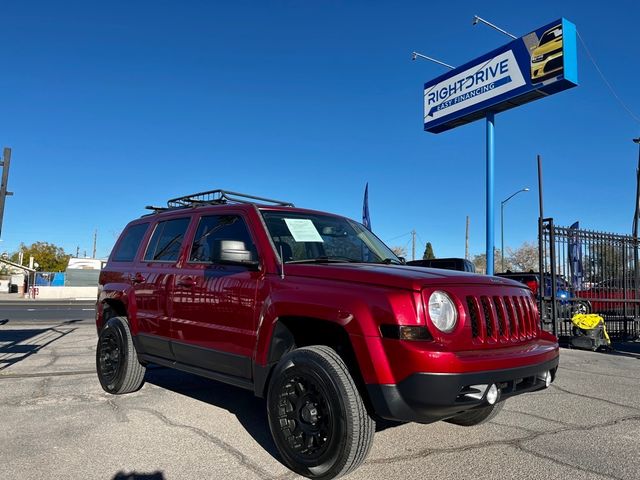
[107,398,129,423]
[502,408,578,428]
[133,407,276,479]
[488,420,538,434]
[550,384,640,412]
[514,444,622,480]
[560,366,639,380]
[365,414,640,467]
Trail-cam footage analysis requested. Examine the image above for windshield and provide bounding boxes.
[539,26,562,46]
[261,210,402,264]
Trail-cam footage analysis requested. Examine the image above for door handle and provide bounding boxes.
[177,277,195,287]
[130,273,145,284]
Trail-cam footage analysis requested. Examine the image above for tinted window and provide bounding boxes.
[144,218,190,262]
[112,223,149,262]
[261,211,400,264]
[189,215,256,263]
[540,27,562,46]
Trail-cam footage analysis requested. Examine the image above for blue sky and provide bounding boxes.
[1,1,638,261]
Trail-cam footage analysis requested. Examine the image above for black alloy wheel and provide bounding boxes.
[96,316,146,395]
[267,345,374,480]
[98,327,123,386]
[276,372,336,462]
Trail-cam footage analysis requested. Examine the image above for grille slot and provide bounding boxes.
[466,295,537,343]
[480,297,494,338]
[466,297,480,338]
[493,296,506,337]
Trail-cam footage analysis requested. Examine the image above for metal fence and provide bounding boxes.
[540,218,639,340]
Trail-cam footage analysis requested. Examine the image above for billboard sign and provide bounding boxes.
[424,18,577,133]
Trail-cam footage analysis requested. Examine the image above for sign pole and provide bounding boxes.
[486,113,495,275]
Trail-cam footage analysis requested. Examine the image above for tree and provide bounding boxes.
[472,249,506,274]
[390,245,408,258]
[10,242,71,272]
[507,242,539,272]
[423,242,435,260]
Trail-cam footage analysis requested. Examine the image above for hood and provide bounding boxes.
[283,263,525,291]
[533,37,562,57]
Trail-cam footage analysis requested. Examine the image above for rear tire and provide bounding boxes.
[96,316,146,394]
[267,345,375,480]
[445,401,504,427]
[572,301,592,316]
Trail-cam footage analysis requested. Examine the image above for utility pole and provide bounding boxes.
[632,138,640,320]
[465,216,470,260]
[92,230,97,259]
[411,229,416,261]
[0,148,13,239]
[76,246,80,258]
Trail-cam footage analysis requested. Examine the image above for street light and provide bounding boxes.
[501,187,529,272]
[471,15,517,39]
[411,51,455,70]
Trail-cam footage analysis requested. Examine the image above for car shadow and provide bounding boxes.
[0,323,77,371]
[144,367,280,461]
[144,365,407,463]
[611,342,640,359]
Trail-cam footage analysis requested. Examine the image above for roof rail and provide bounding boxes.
[165,189,294,209]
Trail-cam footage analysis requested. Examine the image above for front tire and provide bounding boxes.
[267,345,374,480]
[445,401,504,426]
[96,316,146,394]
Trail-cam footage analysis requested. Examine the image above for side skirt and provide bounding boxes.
[138,353,254,392]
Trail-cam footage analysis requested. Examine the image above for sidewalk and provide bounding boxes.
[0,292,27,301]
[0,292,96,303]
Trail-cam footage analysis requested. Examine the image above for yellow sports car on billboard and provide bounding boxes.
[531,24,563,82]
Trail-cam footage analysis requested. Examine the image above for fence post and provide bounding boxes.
[537,155,545,324]
[635,235,639,335]
[548,219,558,337]
[538,218,545,320]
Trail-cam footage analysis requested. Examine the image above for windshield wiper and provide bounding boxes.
[375,258,404,265]
[286,256,361,264]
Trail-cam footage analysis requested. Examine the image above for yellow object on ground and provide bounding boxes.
[571,313,611,345]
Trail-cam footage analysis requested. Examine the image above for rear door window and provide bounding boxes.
[111,223,149,262]
[144,218,191,262]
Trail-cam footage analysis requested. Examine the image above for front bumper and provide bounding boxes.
[367,356,559,423]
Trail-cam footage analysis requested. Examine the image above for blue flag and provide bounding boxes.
[362,183,371,231]
[568,221,583,290]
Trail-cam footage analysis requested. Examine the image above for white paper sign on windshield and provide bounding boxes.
[284,218,324,242]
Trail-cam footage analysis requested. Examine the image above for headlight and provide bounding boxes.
[428,291,458,333]
[532,54,544,63]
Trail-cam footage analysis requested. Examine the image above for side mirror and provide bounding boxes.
[398,256,406,264]
[219,240,260,270]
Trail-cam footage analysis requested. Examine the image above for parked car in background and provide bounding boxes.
[576,278,637,316]
[495,271,590,317]
[406,257,476,273]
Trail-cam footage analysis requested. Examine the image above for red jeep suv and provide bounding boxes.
[96,190,559,479]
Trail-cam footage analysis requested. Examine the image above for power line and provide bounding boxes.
[385,231,412,242]
[577,30,640,125]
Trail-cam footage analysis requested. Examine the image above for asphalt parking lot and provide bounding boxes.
[1,315,639,480]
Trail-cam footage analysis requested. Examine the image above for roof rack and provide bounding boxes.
[164,189,294,209]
